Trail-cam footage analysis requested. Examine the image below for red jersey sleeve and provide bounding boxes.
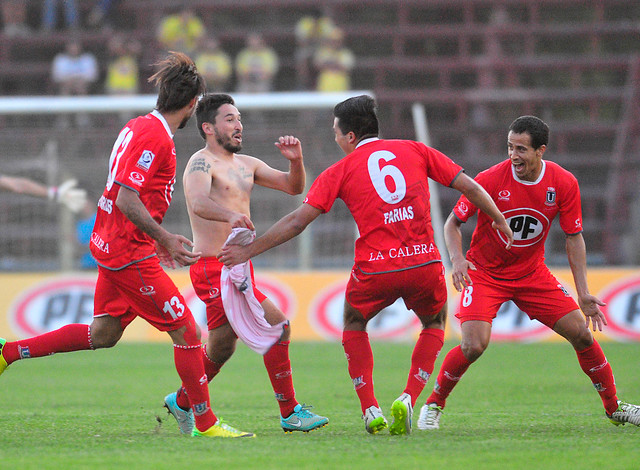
[304,163,344,213]
[114,130,169,194]
[557,168,583,235]
[451,168,494,222]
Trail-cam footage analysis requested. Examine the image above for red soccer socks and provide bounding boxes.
[426,344,472,408]
[173,345,216,431]
[2,324,92,364]
[263,340,298,417]
[576,341,618,415]
[342,330,378,413]
[403,328,445,406]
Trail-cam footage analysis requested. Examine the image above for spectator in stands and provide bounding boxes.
[51,40,98,127]
[156,7,205,55]
[294,11,335,90]
[0,174,87,213]
[42,0,79,31]
[104,35,140,96]
[2,0,30,37]
[312,27,355,92]
[235,33,279,93]
[52,40,98,96]
[195,36,232,92]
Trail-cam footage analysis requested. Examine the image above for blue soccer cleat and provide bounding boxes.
[164,392,195,434]
[281,403,329,433]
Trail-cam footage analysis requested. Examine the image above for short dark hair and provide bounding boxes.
[333,95,379,140]
[148,52,205,113]
[195,93,235,140]
[509,115,549,150]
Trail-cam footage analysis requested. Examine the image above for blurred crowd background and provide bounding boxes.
[0,0,639,271]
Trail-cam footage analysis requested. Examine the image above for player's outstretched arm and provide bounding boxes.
[443,212,476,292]
[451,173,513,249]
[218,203,321,266]
[116,186,201,267]
[254,135,306,195]
[566,232,607,331]
[1,175,88,213]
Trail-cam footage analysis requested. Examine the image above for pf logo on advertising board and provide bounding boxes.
[9,277,96,336]
[182,275,296,333]
[599,274,640,341]
[309,281,420,341]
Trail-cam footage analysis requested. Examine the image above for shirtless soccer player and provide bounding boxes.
[163,93,328,435]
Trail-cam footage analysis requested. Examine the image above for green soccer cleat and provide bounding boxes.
[363,405,388,434]
[417,403,443,430]
[164,392,195,434]
[192,420,255,438]
[389,392,413,435]
[281,403,329,433]
[607,400,640,426]
[0,338,8,377]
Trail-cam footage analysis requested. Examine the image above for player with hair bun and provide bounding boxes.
[0,52,253,438]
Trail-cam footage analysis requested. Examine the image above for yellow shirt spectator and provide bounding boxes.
[157,9,205,54]
[235,34,279,93]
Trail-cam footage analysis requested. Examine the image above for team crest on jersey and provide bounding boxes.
[545,187,556,206]
[136,150,155,171]
[498,190,511,201]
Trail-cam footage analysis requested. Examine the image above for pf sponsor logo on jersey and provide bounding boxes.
[128,171,145,186]
[457,201,469,216]
[9,277,96,337]
[308,280,420,340]
[136,150,155,171]
[499,208,550,247]
[599,274,640,341]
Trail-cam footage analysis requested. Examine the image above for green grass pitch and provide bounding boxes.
[1,340,638,469]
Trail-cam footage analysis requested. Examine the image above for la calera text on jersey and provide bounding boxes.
[369,204,435,261]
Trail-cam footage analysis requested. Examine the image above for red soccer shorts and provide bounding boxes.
[190,256,267,330]
[94,257,194,331]
[455,263,579,328]
[346,262,447,319]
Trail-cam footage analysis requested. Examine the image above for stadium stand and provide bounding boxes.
[0,0,639,268]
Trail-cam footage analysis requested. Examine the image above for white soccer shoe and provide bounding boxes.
[363,405,388,434]
[389,392,413,435]
[417,403,443,430]
[607,400,640,426]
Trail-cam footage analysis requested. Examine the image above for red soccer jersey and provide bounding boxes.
[304,138,463,274]
[453,159,582,280]
[90,110,177,270]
